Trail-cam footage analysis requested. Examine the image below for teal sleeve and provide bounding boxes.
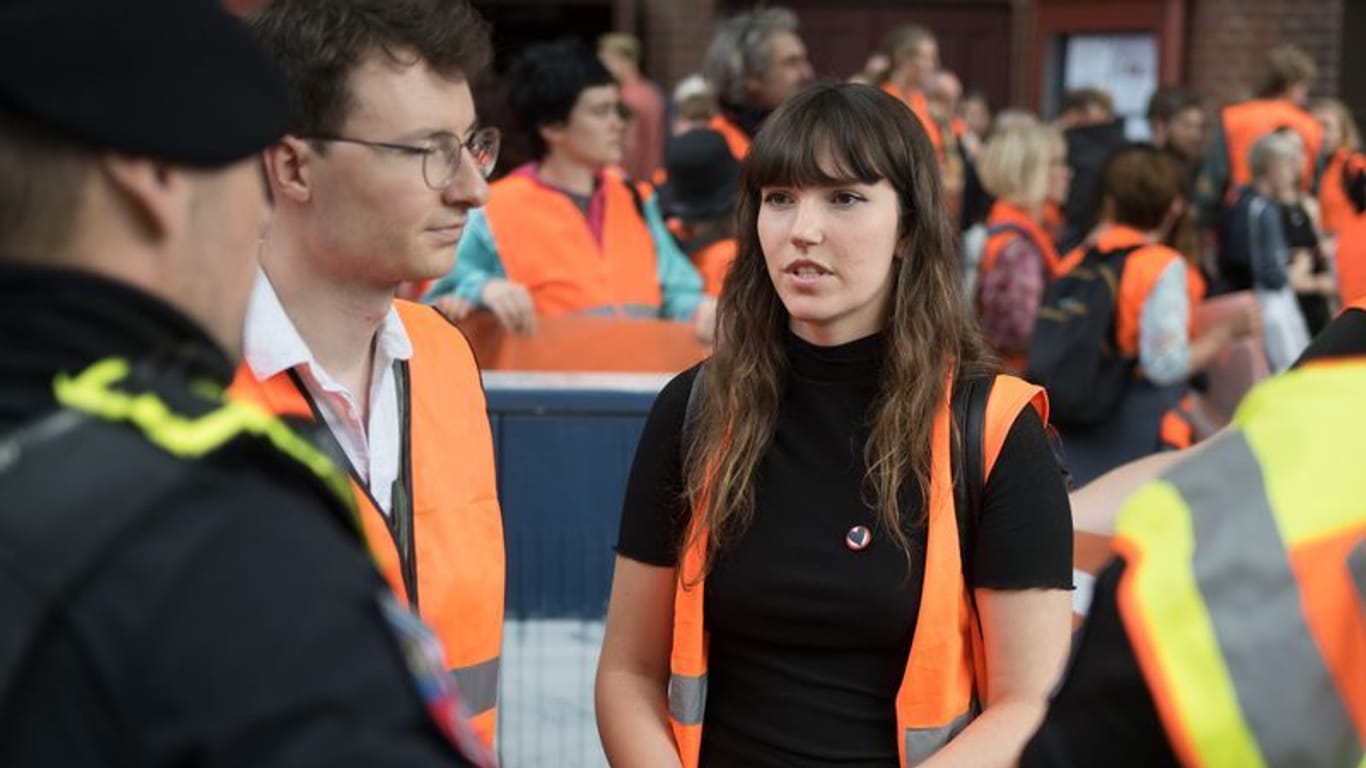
[422,207,505,306]
[1195,118,1231,231]
[644,195,704,320]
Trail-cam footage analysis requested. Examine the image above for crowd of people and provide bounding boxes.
[0,0,1363,767]
[418,14,1366,488]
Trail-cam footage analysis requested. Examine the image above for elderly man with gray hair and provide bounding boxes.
[701,6,813,158]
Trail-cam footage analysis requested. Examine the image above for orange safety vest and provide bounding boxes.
[1095,225,1203,361]
[1337,216,1366,306]
[1222,99,1323,194]
[668,374,1049,767]
[1113,364,1366,766]
[979,202,1066,372]
[1317,149,1365,236]
[882,82,944,158]
[980,201,1065,280]
[483,168,663,318]
[228,301,505,746]
[707,114,751,160]
[689,237,737,297]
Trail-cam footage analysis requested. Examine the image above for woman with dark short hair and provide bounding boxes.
[596,82,1073,768]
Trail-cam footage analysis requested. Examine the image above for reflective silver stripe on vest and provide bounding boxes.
[1171,433,1363,766]
[450,656,500,716]
[904,701,978,767]
[668,673,707,725]
[577,304,661,319]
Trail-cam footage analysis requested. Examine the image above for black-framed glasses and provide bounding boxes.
[304,126,501,189]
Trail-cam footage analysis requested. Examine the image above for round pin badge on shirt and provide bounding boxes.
[846,525,872,552]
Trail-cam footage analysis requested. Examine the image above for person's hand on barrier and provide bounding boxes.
[480,278,538,335]
[694,297,717,345]
[433,295,475,323]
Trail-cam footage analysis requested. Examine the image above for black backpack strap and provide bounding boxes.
[951,374,993,581]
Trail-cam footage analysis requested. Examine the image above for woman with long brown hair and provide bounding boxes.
[595,82,1072,767]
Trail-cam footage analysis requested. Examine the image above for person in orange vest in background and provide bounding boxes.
[974,123,1072,372]
[927,70,970,222]
[1021,355,1366,767]
[1312,99,1366,235]
[426,38,715,341]
[1310,100,1366,299]
[1051,145,1257,487]
[700,6,814,160]
[879,25,946,157]
[1195,44,1322,232]
[659,129,740,297]
[596,83,1073,768]
[598,33,667,184]
[227,0,505,747]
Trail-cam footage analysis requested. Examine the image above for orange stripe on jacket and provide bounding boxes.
[668,375,1049,768]
[229,302,505,746]
[482,168,663,317]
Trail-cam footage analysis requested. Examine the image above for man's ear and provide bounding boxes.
[263,136,314,204]
[98,154,187,242]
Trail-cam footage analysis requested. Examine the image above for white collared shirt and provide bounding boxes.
[242,270,412,515]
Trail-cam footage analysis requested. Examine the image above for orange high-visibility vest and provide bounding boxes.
[707,114,751,160]
[980,201,1065,281]
[1317,149,1366,236]
[483,168,663,318]
[1092,225,1203,360]
[882,82,944,158]
[668,374,1049,767]
[979,202,1067,372]
[689,237,737,297]
[1222,99,1323,194]
[228,301,505,746]
[1113,362,1366,767]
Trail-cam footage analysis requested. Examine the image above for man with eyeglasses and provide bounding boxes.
[425,38,715,340]
[227,0,506,748]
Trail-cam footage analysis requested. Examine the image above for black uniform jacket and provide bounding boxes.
[0,263,473,767]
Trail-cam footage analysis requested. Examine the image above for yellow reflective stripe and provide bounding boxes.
[1116,479,1266,767]
[53,358,356,518]
[1234,364,1366,547]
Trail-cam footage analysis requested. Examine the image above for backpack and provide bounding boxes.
[1025,244,1141,427]
[960,222,1031,304]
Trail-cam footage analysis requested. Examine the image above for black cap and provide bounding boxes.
[0,0,289,167]
[661,129,740,223]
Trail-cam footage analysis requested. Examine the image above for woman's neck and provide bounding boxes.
[537,153,598,196]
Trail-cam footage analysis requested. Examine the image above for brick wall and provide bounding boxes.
[642,0,723,95]
[1186,0,1344,107]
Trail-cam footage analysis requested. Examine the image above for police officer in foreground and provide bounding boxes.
[0,1,489,765]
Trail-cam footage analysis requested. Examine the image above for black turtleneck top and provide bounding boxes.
[0,263,472,767]
[618,330,1072,766]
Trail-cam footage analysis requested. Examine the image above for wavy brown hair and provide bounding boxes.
[682,82,995,575]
